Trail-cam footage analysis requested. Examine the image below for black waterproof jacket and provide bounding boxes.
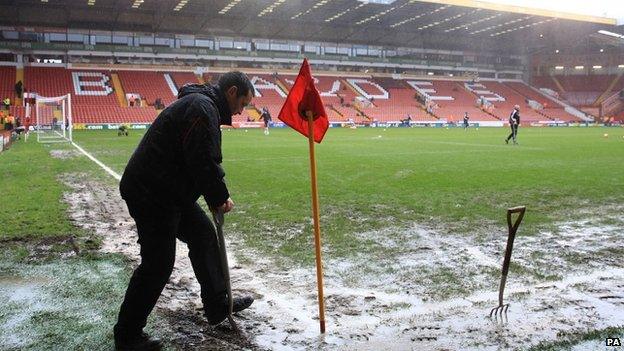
[120,84,232,212]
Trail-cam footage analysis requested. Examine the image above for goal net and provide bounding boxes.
[35,94,73,143]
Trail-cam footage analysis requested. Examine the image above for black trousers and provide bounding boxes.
[114,201,226,337]
[506,124,518,142]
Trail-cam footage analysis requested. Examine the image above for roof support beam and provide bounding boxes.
[415,0,617,25]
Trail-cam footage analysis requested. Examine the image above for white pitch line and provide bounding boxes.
[71,142,121,181]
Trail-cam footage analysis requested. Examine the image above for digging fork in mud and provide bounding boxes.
[489,206,526,318]
[212,209,240,333]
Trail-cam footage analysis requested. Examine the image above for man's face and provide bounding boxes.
[225,86,253,115]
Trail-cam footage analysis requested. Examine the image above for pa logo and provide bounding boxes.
[606,337,621,346]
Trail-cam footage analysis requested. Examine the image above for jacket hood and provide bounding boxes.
[178,83,232,126]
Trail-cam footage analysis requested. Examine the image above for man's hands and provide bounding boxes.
[211,197,234,214]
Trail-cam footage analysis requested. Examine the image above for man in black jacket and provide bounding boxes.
[505,104,520,145]
[114,72,255,350]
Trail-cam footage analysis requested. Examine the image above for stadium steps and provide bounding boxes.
[540,108,581,122]
[593,72,623,106]
[352,103,371,121]
[482,107,501,121]
[329,105,344,118]
[535,109,556,121]
[111,73,127,107]
[15,68,23,106]
[551,75,566,93]
[163,74,179,96]
[483,107,501,121]
[420,105,439,120]
[505,82,550,106]
[274,78,290,94]
[458,82,500,121]
[458,81,480,100]
[341,78,363,97]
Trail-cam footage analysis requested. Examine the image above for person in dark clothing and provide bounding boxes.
[463,112,469,130]
[505,105,520,145]
[401,114,412,127]
[15,80,23,99]
[261,106,271,135]
[154,97,164,110]
[114,71,255,351]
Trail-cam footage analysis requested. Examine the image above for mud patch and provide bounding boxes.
[60,174,624,350]
[50,149,81,159]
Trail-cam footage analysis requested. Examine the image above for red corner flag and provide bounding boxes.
[278,58,329,143]
[279,58,328,334]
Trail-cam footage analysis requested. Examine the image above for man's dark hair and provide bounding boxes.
[218,71,255,97]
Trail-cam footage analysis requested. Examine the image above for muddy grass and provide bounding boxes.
[49,149,81,159]
[52,174,624,350]
[0,246,132,351]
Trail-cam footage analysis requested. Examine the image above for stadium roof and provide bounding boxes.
[1,0,621,54]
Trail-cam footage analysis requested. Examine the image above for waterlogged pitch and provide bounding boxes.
[2,126,623,350]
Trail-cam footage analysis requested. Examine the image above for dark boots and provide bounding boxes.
[203,293,254,325]
[114,330,162,351]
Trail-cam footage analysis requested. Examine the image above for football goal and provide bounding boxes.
[35,94,73,143]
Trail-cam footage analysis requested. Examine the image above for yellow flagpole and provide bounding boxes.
[306,110,326,333]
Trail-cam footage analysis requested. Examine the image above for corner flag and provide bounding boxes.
[278,58,329,143]
[278,58,328,333]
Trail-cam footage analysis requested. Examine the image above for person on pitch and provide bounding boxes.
[114,71,255,351]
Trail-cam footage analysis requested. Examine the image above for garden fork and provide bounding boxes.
[212,209,240,333]
[489,206,526,318]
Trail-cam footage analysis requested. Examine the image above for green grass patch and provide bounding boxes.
[0,140,100,240]
[526,326,624,351]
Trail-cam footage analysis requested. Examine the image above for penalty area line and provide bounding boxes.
[71,142,121,181]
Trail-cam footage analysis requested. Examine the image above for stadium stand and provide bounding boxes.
[532,76,560,93]
[246,73,288,118]
[280,73,363,122]
[533,74,624,108]
[505,81,551,106]
[24,67,158,124]
[476,81,543,122]
[10,66,593,125]
[168,72,200,91]
[0,66,16,103]
[365,77,433,121]
[482,81,579,122]
[505,77,595,122]
[537,107,578,122]
[557,75,612,107]
[116,70,177,106]
[421,80,497,122]
[557,75,613,92]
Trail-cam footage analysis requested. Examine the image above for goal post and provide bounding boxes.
[35,94,73,143]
